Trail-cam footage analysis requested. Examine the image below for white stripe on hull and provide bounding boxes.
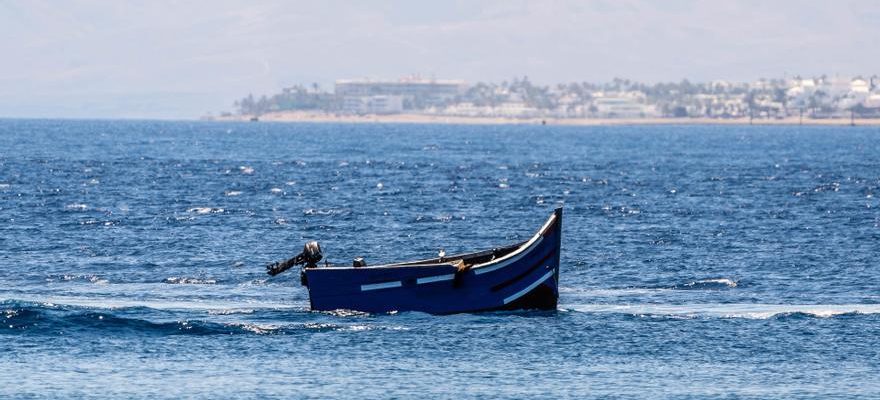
[416,274,455,284]
[502,269,555,305]
[360,281,402,291]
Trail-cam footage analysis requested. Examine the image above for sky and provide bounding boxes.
[1,0,878,119]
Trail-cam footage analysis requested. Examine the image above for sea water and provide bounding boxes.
[1,119,879,399]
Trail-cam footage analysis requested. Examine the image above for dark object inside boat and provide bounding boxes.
[266,241,322,276]
[353,257,366,268]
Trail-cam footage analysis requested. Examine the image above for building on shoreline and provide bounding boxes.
[336,76,467,114]
[232,74,880,120]
[591,91,659,118]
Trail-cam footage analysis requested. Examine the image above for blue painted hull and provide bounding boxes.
[304,208,562,314]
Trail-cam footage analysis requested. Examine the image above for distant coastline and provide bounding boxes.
[207,111,880,126]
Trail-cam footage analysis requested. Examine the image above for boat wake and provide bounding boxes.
[561,278,739,296]
[565,303,880,319]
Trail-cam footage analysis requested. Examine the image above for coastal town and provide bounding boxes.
[215,75,880,124]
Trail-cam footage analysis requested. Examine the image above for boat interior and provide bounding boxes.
[368,241,527,270]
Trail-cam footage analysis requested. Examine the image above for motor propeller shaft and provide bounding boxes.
[266,241,323,276]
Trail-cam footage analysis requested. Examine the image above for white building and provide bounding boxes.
[336,77,467,106]
[342,95,404,114]
[591,91,657,118]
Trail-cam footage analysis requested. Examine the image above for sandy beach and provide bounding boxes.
[211,111,880,126]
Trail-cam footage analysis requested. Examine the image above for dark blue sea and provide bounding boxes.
[2,119,879,399]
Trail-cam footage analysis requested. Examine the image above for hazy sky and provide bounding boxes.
[2,0,878,119]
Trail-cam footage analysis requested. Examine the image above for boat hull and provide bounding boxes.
[303,208,562,314]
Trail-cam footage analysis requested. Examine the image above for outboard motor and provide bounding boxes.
[301,241,323,268]
[266,241,323,277]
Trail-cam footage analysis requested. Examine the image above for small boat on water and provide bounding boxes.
[267,208,562,314]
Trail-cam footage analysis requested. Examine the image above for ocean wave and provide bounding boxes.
[673,278,738,290]
[0,300,402,336]
[560,278,738,295]
[565,303,880,319]
[49,274,109,285]
[163,277,217,285]
[207,308,255,315]
[2,309,275,336]
[1,298,304,312]
[560,287,673,296]
[187,207,224,214]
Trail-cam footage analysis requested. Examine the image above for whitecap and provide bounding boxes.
[65,203,88,211]
[677,278,738,289]
[322,309,371,317]
[187,207,223,214]
[54,274,108,284]
[566,303,880,319]
[225,190,242,196]
[561,287,672,296]
[89,276,109,285]
[229,322,279,334]
[164,277,217,285]
[208,309,255,315]
[7,296,305,312]
[239,166,255,175]
[345,325,371,332]
[270,187,283,194]
[303,208,342,216]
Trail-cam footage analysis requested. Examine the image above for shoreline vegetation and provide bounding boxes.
[209,75,880,127]
[208,111,880,126]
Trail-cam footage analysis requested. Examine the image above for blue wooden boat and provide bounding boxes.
[267,208,561,314]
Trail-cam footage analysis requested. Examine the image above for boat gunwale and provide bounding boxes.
[468,211,556,273]
[307,210,558,272]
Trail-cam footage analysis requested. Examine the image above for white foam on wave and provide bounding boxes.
[54,274,109,285]
[679,278,738,288]
[239,165,255,174]
[230,322,280,334]
[224,190,242,196]
[566,303,880,319]
[4,295,305,312]
[208,308,255,315]
[561,287,673,296]
[187,207,223,214]
[700,278,737,287]
[163,277,217,285]
[65,203,88,211]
